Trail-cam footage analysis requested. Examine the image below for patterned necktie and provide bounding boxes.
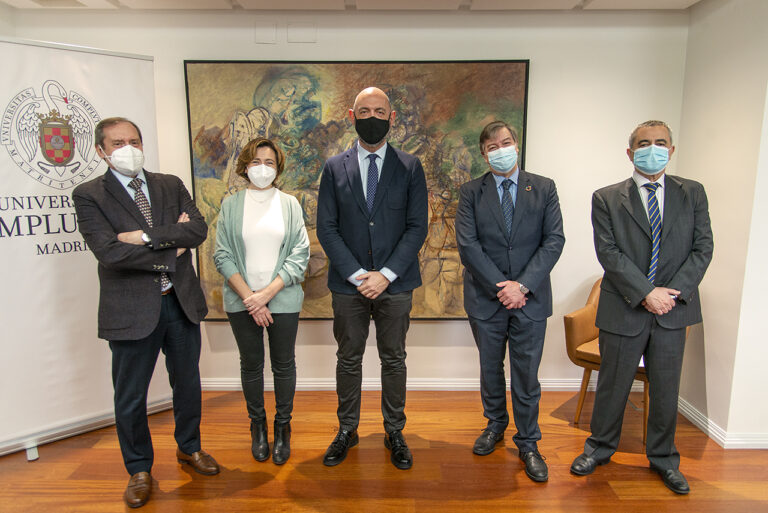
[128,177,171,290]
[501,178,515,236]
[366,154,378,213]
[643,182,661,284]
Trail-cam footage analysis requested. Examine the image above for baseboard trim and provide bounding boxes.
[200,377,645,392]
[678,397,768,449]
[0,398,172,458]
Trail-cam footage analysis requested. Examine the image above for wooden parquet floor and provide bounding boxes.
[1,390,766,512]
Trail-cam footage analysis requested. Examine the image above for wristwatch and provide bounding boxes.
[519,283,529,295]
[141,232,152,247]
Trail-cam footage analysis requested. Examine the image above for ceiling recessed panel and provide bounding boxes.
[238,0,345,8]
[119,0,232,9]
[471,0,581,9]
[585,0,702,9]
[355,0,463,10]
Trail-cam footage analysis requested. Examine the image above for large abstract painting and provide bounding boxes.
[185,60,529,319]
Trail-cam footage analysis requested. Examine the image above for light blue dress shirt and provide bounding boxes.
[492,168,519,207]
[110,168,150,205]
[348,141,397,287]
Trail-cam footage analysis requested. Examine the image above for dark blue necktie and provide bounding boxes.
[643,182,661,284]
[501,178,515,236]
[128,177,170,290]
[366,154,378,212]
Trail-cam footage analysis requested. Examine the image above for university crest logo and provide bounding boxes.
[1,80,102,190]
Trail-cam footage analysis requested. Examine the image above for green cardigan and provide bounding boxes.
[213,188,310,313]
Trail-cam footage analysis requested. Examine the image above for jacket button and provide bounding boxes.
[154,278,159,283]
[369,221,374,226]
[368,250,372,255]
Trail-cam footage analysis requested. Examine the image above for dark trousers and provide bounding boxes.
[226,310,299,424]
[469,307,546,452]
[109,292,202,475]
[585,317,686,470]
[331,290,413,433]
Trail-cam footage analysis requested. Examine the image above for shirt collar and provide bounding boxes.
[110,167,147,188]
[492,168,519,189]
[632,170,665,189]
[357,141,388,162]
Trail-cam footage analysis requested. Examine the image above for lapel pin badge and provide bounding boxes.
[525,185,532,191]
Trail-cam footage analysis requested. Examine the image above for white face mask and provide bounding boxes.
[247,164,277,189]
[103,144,144,177]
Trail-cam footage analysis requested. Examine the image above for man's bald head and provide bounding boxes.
[353,87,391,112]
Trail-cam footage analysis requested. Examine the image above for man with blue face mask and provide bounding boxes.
[570,120,713,495]
[455,120,564,482]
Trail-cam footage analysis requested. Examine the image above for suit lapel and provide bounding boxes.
[103,170,148,228]
[342,146,369,216]
[508,170,528,241]
[480,172,508,240]
[370,145,397,216]
[620,178,651,240]
[661,175,683,243]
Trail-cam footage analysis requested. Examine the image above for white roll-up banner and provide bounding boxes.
[0,37,169,455]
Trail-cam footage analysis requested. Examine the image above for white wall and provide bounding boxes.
[0,4,14,35]
[676,0,768,447]
[9,10,689,392]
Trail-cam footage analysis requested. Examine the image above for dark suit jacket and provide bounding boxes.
[456,170,565,321]
[316,144,428,295]
[591,175,713,336]
[72,170,209,341]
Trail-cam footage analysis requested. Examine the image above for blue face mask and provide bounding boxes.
[487,145,518,173]
[633,145,669,174]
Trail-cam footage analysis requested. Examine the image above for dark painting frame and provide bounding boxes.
[184,60,529,320]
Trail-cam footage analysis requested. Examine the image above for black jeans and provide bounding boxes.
[110,292,202,475]
[331,290,413,433]
[227,310,299,424]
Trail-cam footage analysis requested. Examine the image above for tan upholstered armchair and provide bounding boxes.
[563,278,650,444]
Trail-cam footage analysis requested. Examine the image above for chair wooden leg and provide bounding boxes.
[643,380,649,445]
[575,369,592,424]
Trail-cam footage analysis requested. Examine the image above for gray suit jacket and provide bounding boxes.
[73,170,208,341]
[591,175,713,336]
[456,170,565,321]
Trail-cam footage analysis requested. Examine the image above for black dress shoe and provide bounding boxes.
[473,429,504,455]
[251,420,270,462]
[570,452,606,476]
[323,428,359,466]
[272,421,291,465]
[519,450,548,482]
[652,466,690,495]
[384,431,413,470]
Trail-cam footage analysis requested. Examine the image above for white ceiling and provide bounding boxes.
[0,0,703,10]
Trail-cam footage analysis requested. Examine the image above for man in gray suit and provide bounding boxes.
[570,120,713,495]
[73,117,219,508]
[456,120,564,482]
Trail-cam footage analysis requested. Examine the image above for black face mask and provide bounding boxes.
[354,116,390,145]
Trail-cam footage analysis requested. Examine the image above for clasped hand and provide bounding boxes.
[356,271,390,300]
[250,305,274,327]
[116,212,189,256]
[642,287,681,315]
[496,280,527,309]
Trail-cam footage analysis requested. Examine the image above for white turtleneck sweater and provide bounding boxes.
[242,187,285,291]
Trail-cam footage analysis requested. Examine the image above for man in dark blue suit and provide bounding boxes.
[456,120,564,482]
[316,87,428,470]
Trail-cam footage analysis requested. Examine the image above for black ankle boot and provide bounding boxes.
[251,420,269,461]
[272,421,291,465]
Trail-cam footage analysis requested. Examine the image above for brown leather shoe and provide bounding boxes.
[176,449,220,475]
[123,471,151,508]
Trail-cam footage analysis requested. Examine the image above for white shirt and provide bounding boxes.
[242,188,284,291]
[632,170,665,222]
[348,141,396,286]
